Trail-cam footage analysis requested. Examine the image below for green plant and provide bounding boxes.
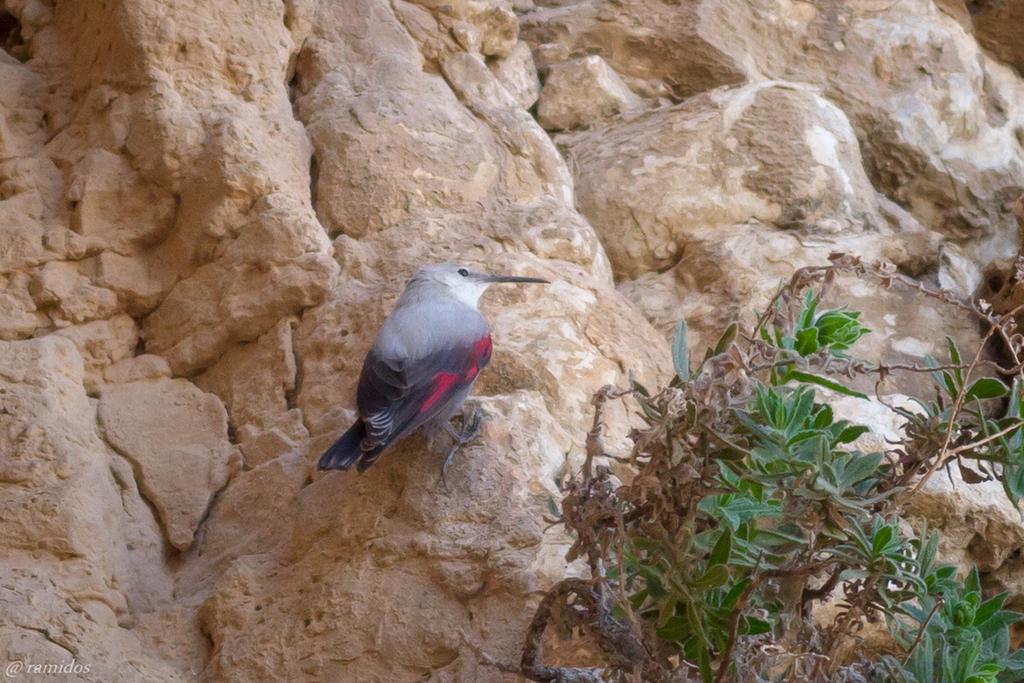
[880,549,1024,683]
[761,289,872,398]
[518,255,1024,683]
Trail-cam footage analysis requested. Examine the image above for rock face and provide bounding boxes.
[520,0,746,100]
[99,378,239,551]
[537,56,642,130]
[1,0,1023,680]
[564,81,888,280]
[969,0,1024,74]
[0,337,187,681]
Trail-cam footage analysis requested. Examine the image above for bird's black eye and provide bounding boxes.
[457,268,469,277]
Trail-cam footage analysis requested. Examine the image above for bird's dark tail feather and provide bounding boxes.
[318,421,366,471]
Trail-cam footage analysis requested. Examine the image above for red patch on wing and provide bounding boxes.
[420,372,460,413]
[418,336,492,414]
[465,335,492,381]
[474,335,492,358]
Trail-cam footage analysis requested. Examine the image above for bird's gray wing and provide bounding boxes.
[356,305,491,451]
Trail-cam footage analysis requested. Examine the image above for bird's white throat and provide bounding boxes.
[447,279,489,308]
[399,275,489,310]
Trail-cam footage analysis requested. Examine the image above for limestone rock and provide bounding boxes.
[563,81,890,279]
[827,274,982,396]
[293,4,509,237]
[0,336,183,681]
[30,260,120,327]
[197,392,577,682]
[567,79,982,385]
[235,410,308,468]
[700,0,1024,265]
[0,53,47,160]
[440,51,575,203]
[523,0,1024,267]
[86,250,178,317]
[181,453,308,591]
[104,354,172,385]
[938,242,985,299]
[293,0,573,237]
[51,313,139,394]
[490,40,541,110]
[537,56,642,130]
[520,0,747,99]
[196,317,298,435]
[98,379,239,551]
[970,0,1024,73]
[473,6,519,57]
[141,198,337,375]
[67,149,176,253]
[0,271,45,340]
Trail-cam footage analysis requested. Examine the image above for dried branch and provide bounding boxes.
[520,578,667,683]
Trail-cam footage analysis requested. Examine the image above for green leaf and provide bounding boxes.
[741,616,772,636]
[628,587,647,608]
[926,354,959,396]
[836,424,870,444]
[838,452,884,487]
[756,527,806,546]
[965,566,981,595]
[965,377,1009,401]
[722,578,751,609]
[799,290,818,329]
[714,322,738,356]
[973,592,1008,627]
[698,647,713,683]
[672,319,689,381]
[638,564,667,599]
[871,524,895,557]
[657,597,678,628]
[785,370,868,399]
[947,336,963,385]
[628,371,650,397]
[694,564,729,589]
[655,615,689,643]
[709,529,732,566]
[794,326,820,356]
[813,404,834,430]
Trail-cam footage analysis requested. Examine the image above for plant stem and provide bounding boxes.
[902,597,943,665]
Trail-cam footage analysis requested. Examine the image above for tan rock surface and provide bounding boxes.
[52,313,139,394]
[99,378,239,551]
[196,317,298,435]
[537,55,642,130]
[0,336,189,681]
[563,81,890,280]
[702,0,1024,267]
[524,0,1024,276]
[520,0,747,99]
[490,40,541,111]
[969,0,1024,74]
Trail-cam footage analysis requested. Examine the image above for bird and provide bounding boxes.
[317,262,549,486]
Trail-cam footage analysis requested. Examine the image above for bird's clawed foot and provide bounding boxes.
[441,409,483,490]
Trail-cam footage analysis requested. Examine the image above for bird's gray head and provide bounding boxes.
[405,263,549,308]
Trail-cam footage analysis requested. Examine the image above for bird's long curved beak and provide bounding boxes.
[482,273,550,284]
